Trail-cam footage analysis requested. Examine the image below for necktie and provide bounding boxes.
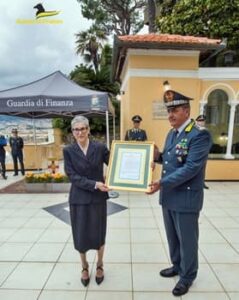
[171,129,178,144]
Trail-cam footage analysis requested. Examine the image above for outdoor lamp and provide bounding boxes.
[224,50,236,66]
[116,94,121,101]
[163,80,171,91]
[219,132,228,142]
[219,132,228,153]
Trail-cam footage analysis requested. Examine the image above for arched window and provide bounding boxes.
[206,89,229,155]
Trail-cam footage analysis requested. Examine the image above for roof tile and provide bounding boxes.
[119,34,221,45]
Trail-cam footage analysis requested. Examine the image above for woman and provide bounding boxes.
[63,115,109,286]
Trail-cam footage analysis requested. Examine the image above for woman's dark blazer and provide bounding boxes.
[63,140,109,205]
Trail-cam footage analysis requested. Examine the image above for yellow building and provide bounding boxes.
[112,34,239,180]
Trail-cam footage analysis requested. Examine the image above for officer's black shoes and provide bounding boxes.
[13,174,18,176]
[160,267,178,277]
[172,281,192,296]
[2,175,7,180]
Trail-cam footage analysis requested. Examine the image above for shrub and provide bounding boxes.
[25,172,69,183]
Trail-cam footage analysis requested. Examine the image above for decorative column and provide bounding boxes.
[225,101,237,159]
[199,100,207,114]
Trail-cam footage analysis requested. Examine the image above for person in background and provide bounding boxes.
[149,89,212,297]
[0,134,7,179]
[125,115,147,141]
[195,114,206,129]
[9,129,25,176]
[63,115,109,287]
[196,114,209,189]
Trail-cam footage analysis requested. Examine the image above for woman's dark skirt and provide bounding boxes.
[69,201,107,253]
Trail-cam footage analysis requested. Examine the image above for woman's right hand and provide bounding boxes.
[96,181,109,192]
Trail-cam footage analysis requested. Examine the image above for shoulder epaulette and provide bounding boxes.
[185,120,195,133]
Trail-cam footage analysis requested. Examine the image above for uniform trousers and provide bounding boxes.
[0,155,6,177]
[12,151,25,175]
[162,207,199,284]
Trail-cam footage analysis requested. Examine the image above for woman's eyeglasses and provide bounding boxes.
[72,127,88,133]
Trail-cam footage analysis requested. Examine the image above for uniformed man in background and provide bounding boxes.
[195,114,206,128]
[125,115,147,141]
[9,129,25,176]
[0,134,7,179]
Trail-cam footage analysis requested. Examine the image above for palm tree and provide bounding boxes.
[75,25,108,72]
[148,0,156,33]
[70,44,120,134]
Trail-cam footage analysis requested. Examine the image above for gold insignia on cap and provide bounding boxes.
[164,91,174,102]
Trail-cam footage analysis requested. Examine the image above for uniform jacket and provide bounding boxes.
[157,121,212,213]
[125,128,147,141]
[63,140,109,205]
[0,135,7,158]
[9,136,24,154]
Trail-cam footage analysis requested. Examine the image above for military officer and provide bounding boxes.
[9,129,25,176]
[125,115,147,141]
[0,134,7,179]
[195,114,206,128]
[149,89,212,296]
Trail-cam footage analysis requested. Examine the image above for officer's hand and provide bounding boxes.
[146,181,160,195]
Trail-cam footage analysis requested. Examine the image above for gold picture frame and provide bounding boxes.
[106,141,154,192]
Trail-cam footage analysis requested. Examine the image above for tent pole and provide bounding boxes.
[113,115,116,140]
[106,111,110,149]
[32,117,39,171]
[33,117,37,145]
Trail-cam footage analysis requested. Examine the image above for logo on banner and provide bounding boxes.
[16,3,63,25]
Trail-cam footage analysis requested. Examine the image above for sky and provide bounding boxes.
[0,0,92,91]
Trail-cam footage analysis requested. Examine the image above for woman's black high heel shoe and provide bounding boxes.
[81,267,90,287]
[95,265,104,285]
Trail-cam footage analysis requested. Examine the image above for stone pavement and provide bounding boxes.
[0,176,239,300]
[0,172,25,190]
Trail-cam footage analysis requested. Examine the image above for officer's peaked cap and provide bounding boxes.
[132,115,142,122]
[164,90,193,108]
[196,114,206,121]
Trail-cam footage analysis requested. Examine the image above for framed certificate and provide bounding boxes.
[106,141,154,192]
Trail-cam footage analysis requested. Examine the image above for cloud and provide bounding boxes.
[0,0,92,90]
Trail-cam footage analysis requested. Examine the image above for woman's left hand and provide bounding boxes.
[151,161,156,171]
